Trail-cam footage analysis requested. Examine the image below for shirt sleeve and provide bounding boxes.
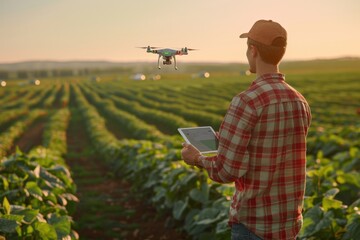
[198,95,257,183]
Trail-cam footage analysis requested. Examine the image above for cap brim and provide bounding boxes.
[239,33,248,38]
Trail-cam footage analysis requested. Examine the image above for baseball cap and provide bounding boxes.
[239,20,287,46]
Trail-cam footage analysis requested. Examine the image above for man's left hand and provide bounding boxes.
[181,143,202,167]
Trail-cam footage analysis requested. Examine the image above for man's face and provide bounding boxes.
[246,44,256,73]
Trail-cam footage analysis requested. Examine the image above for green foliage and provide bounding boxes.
[0,110,45,158]
[108,141,232,240]
[41,108,70,157]
[0,96,78,239]
[0,152,78,239]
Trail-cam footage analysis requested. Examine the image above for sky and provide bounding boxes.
[1,0,359,63]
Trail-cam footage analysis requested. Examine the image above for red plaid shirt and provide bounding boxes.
[199,73,311,239]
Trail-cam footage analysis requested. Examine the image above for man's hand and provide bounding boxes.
[181,143,202,167]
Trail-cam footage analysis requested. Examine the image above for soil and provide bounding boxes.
[10,118,45,154]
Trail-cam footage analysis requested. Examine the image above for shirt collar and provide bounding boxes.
[252,73,285,86]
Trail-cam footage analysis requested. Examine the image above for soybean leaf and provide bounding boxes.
[62,193,79,203]
[193,181,210,203]
[12,208,39,224]
[2,197,10,215]
[300,205,323,237]
[42,190,58,204]
[322,197,343,211]
[215,218,229,234]
[184,209,200,232]
[48,214,71,239]
[48,166,73,189]
[1,214,23,222]
[196,208,221,225]
[173,197,189,220]
[197,214,222,225]
[324,188,339,198]
[57,195,68,207]
[152,186,166,203]
[0,217,18,233]
[33,165,41,178]
[25,181,43,201]
[180,172,198,186]
[189,188,207,203]
[0,176,9,191]
[34,222,57,240]
[48,166,71,178]
[314,211,333,233]
[39,167,65,189]
[348,198,360,213]
[343,213,360,240]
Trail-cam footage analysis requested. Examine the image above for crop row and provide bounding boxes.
[100,73,360,128]
[0,110,46,158]
[2,88,47,110]
[0,108,30,129]
[78,84,168,141]
[59,83,70,107]
[0,106,78,239]
[83,83,197,135]
[1,82,67,111]
[0,89,33,107]
[88,82,224,129]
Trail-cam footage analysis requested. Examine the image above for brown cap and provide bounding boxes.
[239,20,287,46]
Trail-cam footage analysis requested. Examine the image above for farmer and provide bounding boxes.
[181,20,312,240]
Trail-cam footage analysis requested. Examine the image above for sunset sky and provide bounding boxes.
[1,0,359,63]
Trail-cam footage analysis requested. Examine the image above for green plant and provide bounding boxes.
[0,151,78,239]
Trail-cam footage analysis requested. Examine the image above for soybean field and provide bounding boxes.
[0,59,360,239]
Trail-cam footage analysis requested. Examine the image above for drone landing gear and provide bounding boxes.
[157,56,178,70]
[174,56,178,70]
[157,55,161,69]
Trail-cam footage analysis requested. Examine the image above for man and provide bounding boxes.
[181,20,312,240]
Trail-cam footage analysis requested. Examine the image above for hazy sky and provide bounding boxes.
[1,0,359,63]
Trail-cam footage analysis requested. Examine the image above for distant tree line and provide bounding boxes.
[0,67,132,80]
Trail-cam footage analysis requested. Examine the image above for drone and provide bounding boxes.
[138,46,197,70]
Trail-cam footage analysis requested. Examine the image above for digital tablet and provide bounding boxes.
[178,126,218,153]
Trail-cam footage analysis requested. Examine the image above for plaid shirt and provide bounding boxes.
[199,73,311,240]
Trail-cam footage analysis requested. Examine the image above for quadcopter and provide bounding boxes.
[138,46,197,70]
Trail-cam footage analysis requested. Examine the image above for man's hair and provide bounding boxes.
[248,37,286,65]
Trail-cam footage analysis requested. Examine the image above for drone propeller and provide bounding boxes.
[186,48,198,51]
[136,46,160,49]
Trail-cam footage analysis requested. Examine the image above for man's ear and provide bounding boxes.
[250,45,258,58]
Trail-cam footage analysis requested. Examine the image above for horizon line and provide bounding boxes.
[0,56,359,65]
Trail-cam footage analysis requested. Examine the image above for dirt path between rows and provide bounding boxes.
[65,106,188,240]
[10,118,45,155]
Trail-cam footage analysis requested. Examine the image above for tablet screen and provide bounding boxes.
[178,126,218,153]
